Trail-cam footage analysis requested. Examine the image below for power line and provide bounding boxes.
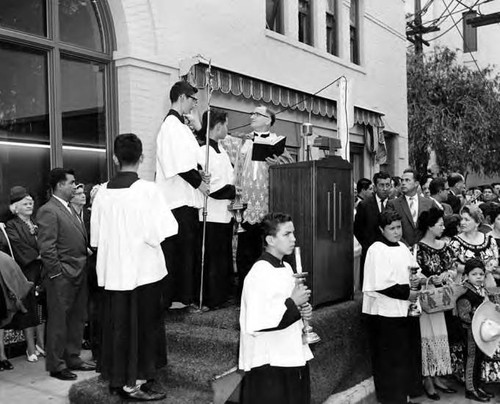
[428,0,482,41]
[440,0,484,75]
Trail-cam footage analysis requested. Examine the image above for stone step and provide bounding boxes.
[165,321,239,364]
[165,305,240,331]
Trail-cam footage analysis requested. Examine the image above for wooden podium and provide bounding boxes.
[269,156,353,306]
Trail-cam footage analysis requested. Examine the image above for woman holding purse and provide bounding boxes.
[416,208,457,400]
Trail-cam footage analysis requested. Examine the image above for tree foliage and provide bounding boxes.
[407,47,500,177]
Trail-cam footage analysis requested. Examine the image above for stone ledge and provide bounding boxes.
[323,377,376,404]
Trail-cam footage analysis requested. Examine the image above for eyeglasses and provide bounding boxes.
[251,111,270,119]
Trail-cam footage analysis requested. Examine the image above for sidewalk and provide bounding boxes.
[0,351,96,404]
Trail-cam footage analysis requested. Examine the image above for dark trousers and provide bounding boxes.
[465,327,484,392]
[161,206,200,306]
[200,221,233,308]
[241,364,310,404]
[367,315,412,404]
[236,222,262,296]
[45,273,88,372]
[408,316,423,397]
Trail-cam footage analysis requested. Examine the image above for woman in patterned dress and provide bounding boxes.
[450,204,500,384]
[417,208,457,399]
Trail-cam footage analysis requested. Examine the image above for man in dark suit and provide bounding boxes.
[429,178,453,216]
[446,173,465,214]
[37,168,94,381]
[354,171,391,283]
[387,168,435,247]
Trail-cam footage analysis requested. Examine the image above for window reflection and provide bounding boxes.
[0,0,46,37]
[0,42,49,144]
[59,0,104,51]
[0,142,50,221]
[62,146,107,191]
[61,57,106,147]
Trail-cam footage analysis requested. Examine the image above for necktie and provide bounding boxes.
[380,199,385,213]
[409,197,417,223]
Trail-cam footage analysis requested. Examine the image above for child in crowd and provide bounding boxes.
[239,212,313,404]
[456,258,494,402]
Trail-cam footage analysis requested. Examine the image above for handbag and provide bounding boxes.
[419,276,466,314]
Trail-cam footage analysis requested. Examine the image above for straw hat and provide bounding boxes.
[472,300,500,358]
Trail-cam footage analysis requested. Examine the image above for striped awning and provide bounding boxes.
[190,63,337,119]
[188,63,385,128]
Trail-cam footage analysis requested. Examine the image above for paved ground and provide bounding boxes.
[3,351,500,404]
[0,351,97,404]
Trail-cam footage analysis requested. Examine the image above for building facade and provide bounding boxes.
[0,0,408,215]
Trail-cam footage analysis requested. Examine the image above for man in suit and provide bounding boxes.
[354,171,391,281]
[429,178,453,216]
[447,173,465,214]
[387,168,435,248]
[37,168,94,380]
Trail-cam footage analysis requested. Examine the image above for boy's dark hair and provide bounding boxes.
[429,178,447,196]
[201,109,228,133]
[114,133,143,166]
[481,184,494,192]
[447,173,464,188]
[378,209,401,228]
[266,107,276,127]
[169,80,198,103]
[48,168,75,192]
[417,207,444,233]
[373,171,390,185]
[403,168,420,183]
[261,212,292,246]
[356,178,372,194]
[464,258,485,275]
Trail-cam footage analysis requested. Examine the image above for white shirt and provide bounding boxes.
[53,195,72,213]
[375,194,387,212]
[155,114,204,210]
[239,259,313,371]
[362,241,413,317]
[90,179,178,291]
[198,142,234,223]
[430,196,444,210]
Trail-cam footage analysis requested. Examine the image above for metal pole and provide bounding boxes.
[199,59,213,311]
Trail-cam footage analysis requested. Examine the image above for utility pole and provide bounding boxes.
[406,0,440,56]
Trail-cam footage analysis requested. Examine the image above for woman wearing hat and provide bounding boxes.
[416,207,456,400]
[6,186,46,362]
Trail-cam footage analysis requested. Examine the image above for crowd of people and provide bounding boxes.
[0,80,312,403]
[356,169,500,403]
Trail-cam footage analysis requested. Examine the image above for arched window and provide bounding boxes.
[0,0,116,213]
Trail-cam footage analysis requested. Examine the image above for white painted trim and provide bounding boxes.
[113,54,172,75]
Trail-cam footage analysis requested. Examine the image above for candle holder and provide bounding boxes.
[228,196,247,234]
[293,247,320,345]
[293,272,321,345]
[408,264,421,317]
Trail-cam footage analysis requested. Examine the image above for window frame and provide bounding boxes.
[298,0,313,46]
[0,0,117,177]
[266,0,284,34]
[349,0,360,65]
[326,0,337,56]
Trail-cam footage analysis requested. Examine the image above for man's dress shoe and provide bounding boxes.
[478,387,494,399]
[0,359,14,370]
[115,387,166,401]
[435,385,457,394]
[50,369,77,380]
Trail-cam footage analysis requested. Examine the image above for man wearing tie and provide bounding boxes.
[354,171,391,282]
[222,105,293,293]
[387,168,435,247]
[37,168,94,380]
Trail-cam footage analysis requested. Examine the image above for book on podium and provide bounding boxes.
[251,135,286,161]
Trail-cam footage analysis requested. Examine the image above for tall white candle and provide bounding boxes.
[294,247,303,274]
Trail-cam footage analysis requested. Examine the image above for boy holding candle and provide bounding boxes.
[239,212,313,404]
